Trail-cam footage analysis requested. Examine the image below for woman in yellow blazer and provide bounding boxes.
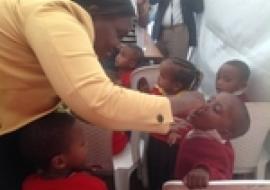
[0,0,203,189]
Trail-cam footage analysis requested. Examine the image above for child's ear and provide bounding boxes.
[51,155,68,170]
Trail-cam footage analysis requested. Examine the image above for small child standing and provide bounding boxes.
[115,44,144,88]
[175,92,250,189]
[216,60,250,102]
[20,112,107,190]
[147,58,203,190]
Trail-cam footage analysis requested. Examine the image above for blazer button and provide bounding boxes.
[157,114,164,123]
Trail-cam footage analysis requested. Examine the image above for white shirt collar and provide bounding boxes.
[232,87,247,96]
[186,129,227,144]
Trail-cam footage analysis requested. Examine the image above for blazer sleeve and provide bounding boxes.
[23,5,173,133]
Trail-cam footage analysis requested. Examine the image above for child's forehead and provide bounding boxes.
[219,63,242,75]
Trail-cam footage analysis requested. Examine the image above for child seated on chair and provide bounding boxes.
[115,44,144,88]
[147,58,204,190]
[20,112,107,190]
[174,92,250,189]
[216,60,250,102]
[111,44,145,155]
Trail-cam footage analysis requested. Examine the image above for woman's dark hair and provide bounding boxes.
[170,57,203,90]
[20,112,76,170]
[74,0,135,17]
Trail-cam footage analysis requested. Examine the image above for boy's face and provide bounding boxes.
[189,93,235,138]
[158,60,183,95]
[64,122,88,169]
[216,64,246,93]
[115,46,138,69]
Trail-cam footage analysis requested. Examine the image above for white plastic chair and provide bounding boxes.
[162,180,270,190]
[130,64,160,90]
[130,65,161,188]
[231,102,270,179]
[110,65,162,190]
[113,131,145,190]
[81,121,144,190]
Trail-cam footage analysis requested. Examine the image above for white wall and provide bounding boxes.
[192,0,270,101]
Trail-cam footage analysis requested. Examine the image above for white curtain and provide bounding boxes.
[192,0,270,101]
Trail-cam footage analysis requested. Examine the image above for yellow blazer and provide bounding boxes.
[0,0,173,135]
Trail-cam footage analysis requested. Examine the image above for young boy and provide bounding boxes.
[216,60,250,102]
[20,112,107,190]
[175,92,250,189]
[115,44,144,88]
[147,58,204,190]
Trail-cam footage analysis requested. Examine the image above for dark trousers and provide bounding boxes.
[147,136,178,190]
[0,129,34,190]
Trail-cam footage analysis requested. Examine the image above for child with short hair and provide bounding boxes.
[147,58,204,190]
[112,44,144,155]
[20,112,107,190]
[216,60,250,102]
[115,44,144,88]
[175,92,250,189]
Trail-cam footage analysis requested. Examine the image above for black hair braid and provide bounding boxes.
[170,57,203,90]
[189,67,203,90]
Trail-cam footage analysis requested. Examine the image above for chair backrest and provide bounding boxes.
[163,180,270,190]
[130,64,160,90]
[130,131,142,163]
[231,102,270,174]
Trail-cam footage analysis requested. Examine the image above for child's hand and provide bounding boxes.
[169,91,205,117]
[167,132,181,146]
[170,117,191,133]
[184,168,209,189]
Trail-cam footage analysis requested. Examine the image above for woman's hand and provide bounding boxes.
[168,91,205,117]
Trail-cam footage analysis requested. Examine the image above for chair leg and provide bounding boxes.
[136,159,149,188]
[114,169,131,190]
[140,163,149,188]
[256,148,269,179]
[256,165,266,179]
